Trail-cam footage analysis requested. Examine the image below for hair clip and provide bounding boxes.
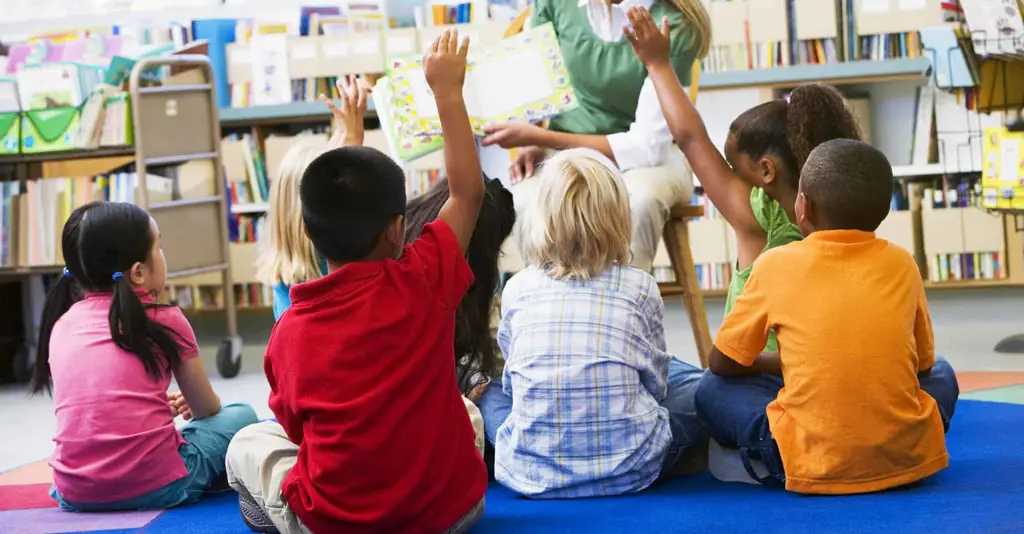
[112,272,124,281]
[61,267,72,278]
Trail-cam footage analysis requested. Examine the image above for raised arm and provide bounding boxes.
[423,30,485,252]
[322,77,372,148]
[624,7,764,244]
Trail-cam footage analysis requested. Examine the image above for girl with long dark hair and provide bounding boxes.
[33,201,257,512]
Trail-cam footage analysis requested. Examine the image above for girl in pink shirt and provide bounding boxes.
[32,201,258,512]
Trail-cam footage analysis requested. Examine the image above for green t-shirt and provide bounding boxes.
[723,188,803,352]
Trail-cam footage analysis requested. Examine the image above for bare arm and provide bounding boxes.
[425,31,485,252]
[536,130,616,162]
[172,357,221,420]
[708,347,781,377]
[624,7,766,262]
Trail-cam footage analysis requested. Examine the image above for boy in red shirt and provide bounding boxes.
[225,30,487,534]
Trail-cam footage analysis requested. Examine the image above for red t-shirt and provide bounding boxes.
[266,220,487,534]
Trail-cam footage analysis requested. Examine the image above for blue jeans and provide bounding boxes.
[51,403,258,512]
[693,359,960,486]
[479,359,706,475]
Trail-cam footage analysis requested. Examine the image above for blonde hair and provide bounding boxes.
[256,140,326,286]
[524,149,632,280]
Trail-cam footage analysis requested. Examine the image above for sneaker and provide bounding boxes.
[237,486,280,533]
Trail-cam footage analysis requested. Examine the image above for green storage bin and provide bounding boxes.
[0,112,19,155]
[20,107,80,154]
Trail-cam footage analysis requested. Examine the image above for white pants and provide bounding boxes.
[225,399,486,534]
[505,147,694,273]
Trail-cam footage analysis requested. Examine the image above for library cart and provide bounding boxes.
[0,55,244,380]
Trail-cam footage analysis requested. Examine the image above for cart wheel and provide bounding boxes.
[13,344,32,384]
[216,338,242,379]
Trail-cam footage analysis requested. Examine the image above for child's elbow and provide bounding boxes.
[707,347,741,377]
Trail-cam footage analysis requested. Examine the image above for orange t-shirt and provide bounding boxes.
[715,229,948,495]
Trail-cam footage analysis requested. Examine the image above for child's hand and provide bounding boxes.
[167,392,193,421]
[624,6,671,69]
[323,78,372,148]
[423,29,469,102]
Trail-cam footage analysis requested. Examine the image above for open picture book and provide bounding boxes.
[373,22,578,162]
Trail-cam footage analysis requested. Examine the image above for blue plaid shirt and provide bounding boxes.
[495,265,673,498]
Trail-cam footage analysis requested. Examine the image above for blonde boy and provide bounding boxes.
[479,149,706,499]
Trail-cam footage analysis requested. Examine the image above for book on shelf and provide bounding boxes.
[921,177,1006,283]
[373,22,578,162]
[0,172,172,268]
[222,133,269,205]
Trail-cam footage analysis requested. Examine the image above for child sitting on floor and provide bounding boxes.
[33,201,257,512]
[405,176,516,401]
[695,139,959,494]
[257,79,371,320]
[479,148,707,499]
[225,30,488,534]
[624,6,861,353]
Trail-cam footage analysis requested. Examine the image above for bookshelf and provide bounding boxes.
[0,56,246,381]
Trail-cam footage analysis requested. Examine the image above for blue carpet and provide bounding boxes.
[117,400,1024,533]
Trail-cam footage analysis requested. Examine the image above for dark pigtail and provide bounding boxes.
[109,274,184,380]
[405,176,516,394]
[729,83,861,188]
[31,274,81,394]
[786,84,862,174]
[33,201,186,393]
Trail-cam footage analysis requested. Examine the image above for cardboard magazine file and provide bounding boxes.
[135,88,216,160]
[923,207,966,256]
[21,107,81,154]
[855,0,946,36]
[318,32,386,75]
[962,208,1005,256]
[288,36,324,79]
[793,0,838,40]
[263,133,328,181]
[170,271,222,287]
[747,0,789,44]
[229,242,260,284]
[709,0,749,46]
[875,210,915,255]
[417,21,511,52]
[153,199,226,274]
[385,28,420,58]
[227,44,253,85]
[176,160,219,200]
[0,112,19,154]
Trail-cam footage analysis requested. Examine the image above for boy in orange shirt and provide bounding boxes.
[695,138,959,495]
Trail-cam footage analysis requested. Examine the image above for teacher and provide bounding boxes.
[482,0,710,272]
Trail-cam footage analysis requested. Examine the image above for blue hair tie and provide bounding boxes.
[61,267,72,278]
[112,272,124,281]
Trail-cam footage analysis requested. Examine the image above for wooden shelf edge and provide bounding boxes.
[0,146,135,165]
[924,279,1024,290]
[220,99,378,127]
[0,264,62,276]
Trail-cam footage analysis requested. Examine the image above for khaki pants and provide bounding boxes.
[505,147,694,273]
[226,398,487,534]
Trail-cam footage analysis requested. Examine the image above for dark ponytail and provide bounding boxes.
[405,177,516,394]
[729,83,862,188]
[31,274,80,394]
[32,201,186,395]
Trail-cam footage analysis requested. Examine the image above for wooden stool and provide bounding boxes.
[661,203,714,369]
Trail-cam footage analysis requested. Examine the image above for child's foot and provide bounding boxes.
[669,436,710,478]
[237,486,279,533]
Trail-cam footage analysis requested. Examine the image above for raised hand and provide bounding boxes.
[624,6,672,69]
[423,29,469,102]
[323,77,372,148]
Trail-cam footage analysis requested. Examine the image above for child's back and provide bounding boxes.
[700,139,954,494]
[236,35,489,534]
[50,295,196,502]
[497,264,673,496]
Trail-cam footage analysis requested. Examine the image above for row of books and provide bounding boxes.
[0,173,171,268]
[653,263,734,291]
[928,252,1005,283]
[701,0,959,72]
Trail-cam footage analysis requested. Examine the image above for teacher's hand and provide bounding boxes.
[482,122,547,149]
[509,146,547,184]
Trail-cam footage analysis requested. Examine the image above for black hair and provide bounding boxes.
[729,84,862,188]
[404,176,515,394]
[800,139,893,232]
[300,146,407,262]
[31,201,187,394]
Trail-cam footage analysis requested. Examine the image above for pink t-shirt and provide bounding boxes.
[48,291,199,504]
